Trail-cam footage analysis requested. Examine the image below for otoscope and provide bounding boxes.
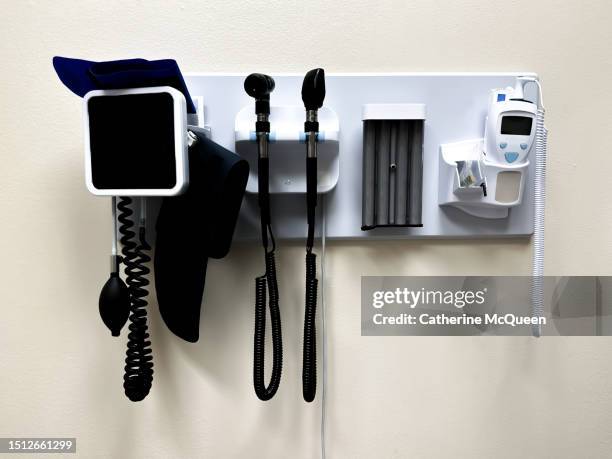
[301,68,325,402]
[244,73,283,401]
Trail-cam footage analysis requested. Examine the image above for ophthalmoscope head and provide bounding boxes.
[301,68,326,111]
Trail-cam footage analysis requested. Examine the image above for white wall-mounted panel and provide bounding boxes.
[185,73,538,240]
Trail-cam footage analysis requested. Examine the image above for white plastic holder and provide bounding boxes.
[235,105,340,194]
[438,139,529,219]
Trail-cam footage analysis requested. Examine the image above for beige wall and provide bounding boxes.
[1,1,612,457]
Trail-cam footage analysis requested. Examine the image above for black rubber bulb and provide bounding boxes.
[301,68,326,110]
[99,272,130,336]
[244,73,275,101]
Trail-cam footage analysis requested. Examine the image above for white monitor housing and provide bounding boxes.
[83,86,188,196]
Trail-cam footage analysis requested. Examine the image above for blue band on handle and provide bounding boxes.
[52,56,196,113]
[299,132,325,143]
[249,131,277,143]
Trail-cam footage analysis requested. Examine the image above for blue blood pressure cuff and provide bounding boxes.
[52,56,196,113]
[154,130,249,342]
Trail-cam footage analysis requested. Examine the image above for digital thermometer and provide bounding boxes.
[484,79,537,165]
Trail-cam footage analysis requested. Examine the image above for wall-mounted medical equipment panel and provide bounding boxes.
[185,73,538,240]
[54,61,547,404]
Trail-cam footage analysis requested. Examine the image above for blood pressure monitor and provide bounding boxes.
[483,88,537,165]
[83,86,189,196]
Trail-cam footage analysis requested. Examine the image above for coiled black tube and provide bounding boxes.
[302,251,318,402]
[117,197,154,402]
[253,247,283,401]
[302,154,319,403]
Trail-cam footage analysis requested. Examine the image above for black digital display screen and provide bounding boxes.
[500,116,533,136]
[88,92,177,189]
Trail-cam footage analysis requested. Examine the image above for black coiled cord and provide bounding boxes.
[303,250,318,403]
[254,243,283,401]
[302,155,318,402]
[117,197,154,402]
[253,153,283,401]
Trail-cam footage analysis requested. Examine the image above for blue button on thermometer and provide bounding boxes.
[504,152,519,163]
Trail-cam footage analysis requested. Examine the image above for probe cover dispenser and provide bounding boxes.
[361,104,425,230]
[438,139,528,219]
[235,105,339,194]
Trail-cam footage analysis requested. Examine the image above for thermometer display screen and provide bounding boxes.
[501,116,533,136]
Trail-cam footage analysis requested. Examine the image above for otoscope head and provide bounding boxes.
[302,68,326,111]
[244,73,275,101]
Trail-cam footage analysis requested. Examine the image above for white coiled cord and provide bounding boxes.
[531,80,547,337]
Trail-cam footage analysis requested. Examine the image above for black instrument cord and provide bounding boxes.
[117,197,154,402]
[245,73,283,401]
[302,68,325,403]
[303,154,318,403]
[253,153,283,401]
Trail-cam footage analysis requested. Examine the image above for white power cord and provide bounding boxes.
[531,80,547,337]
[320,195,327,459]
